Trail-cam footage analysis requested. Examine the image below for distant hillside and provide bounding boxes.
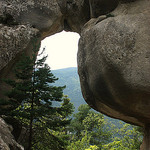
[52,67,86,113]
[52,67,124,126]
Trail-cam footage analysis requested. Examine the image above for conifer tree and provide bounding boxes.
[0,41,74,150]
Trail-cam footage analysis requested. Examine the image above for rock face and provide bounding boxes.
[0,0,150,149]
[78,0,150,127]
[77,0,150,149]
[0,117,23,150]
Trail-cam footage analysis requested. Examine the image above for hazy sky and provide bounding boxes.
[40,31,80,70]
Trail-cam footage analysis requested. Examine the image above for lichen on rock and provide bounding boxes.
[0,24,39,71]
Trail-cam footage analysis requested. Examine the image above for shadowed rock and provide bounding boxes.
[0,117,24,150]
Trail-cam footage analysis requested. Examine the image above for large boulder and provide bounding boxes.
[0,117,23,150]
[78,0,150,149]
[78,0,150,127]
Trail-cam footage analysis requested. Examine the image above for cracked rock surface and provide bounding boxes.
[0,117,24,150]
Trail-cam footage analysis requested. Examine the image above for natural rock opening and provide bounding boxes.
[0,0,150,149]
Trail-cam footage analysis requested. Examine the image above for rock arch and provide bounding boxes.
[0,0,150,149]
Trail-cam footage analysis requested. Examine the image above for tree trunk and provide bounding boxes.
[28,60,36,150]
[28,114,33,150]
[140,124,150,150]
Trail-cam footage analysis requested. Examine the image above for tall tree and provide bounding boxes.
[68,104,112,150]
[32,96,74,150]
[69,104,91,138]
[1,42,74,150]
[83,111,112,149]
[102,122,143,150]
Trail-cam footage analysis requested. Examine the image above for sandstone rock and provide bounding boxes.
[78,0,150,127]
[0,0,150,149]
[62,0,119,32]
[77,0,150,149]
[0,24,39,100]
[0,0,63,37]
[0,24,38,71]
[89,0,118,18]
[0,117,24,150]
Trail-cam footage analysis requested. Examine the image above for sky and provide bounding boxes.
[40,31,80,70]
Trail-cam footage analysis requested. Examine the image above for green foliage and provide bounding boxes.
[102,122,143,150]
[31,96,74,150]
[68,104,112,150]
[1,42,74,150]
[67,104,143,150]
[85,145,99,150]
[69,104,91,138]
[32,128,65,150]
[67,131,91,150]
[83,111,112,149]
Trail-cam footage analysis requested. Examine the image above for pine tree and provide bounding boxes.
[0,41,74,150]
